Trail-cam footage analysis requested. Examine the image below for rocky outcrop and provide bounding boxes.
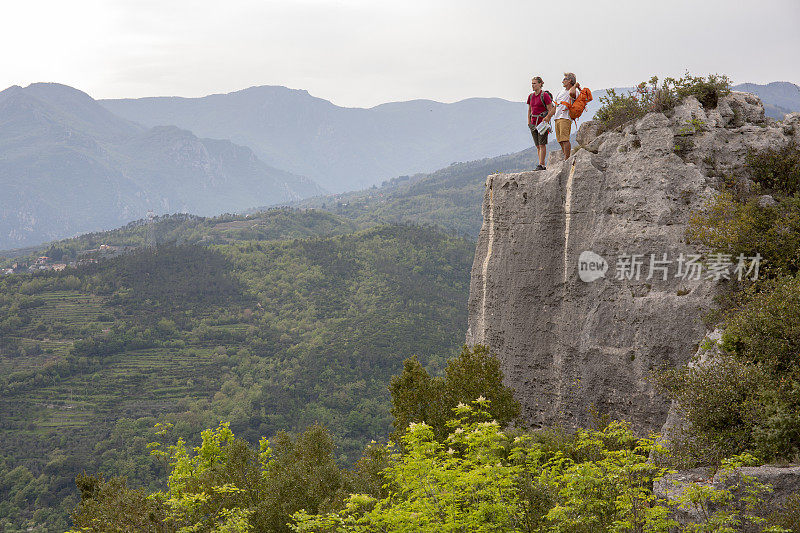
[656,465,800,530]
[465,92,800,433]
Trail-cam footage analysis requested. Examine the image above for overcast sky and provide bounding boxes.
[1,0,798,108]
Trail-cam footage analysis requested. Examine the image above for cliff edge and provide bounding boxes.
[466,92,800,433]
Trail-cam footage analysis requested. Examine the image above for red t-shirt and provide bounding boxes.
[527,91,552,125]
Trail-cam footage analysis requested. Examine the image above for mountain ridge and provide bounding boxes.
[0,83,323,249]
[100,85,532,192]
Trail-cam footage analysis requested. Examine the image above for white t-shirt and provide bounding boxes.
[554,88,575,120]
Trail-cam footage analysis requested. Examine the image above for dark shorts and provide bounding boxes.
[529,123,549,147]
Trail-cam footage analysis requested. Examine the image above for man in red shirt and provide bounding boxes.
[527,76,555,170]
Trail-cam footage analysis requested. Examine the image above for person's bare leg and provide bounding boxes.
[560,141,571,159]
[538,145,546,166]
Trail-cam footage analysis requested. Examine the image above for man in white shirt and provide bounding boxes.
[554,72,580,160]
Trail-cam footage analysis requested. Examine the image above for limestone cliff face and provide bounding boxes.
[466,92,800,433]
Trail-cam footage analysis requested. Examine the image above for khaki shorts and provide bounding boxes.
[555,118,572,143]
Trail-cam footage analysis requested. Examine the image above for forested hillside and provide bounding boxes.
[1,210,360,265]
[0,214,474,531]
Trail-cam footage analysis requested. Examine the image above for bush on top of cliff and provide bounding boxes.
[595,72,731,132]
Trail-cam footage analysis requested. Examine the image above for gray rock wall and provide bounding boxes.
[466,93,800,432]
[656,466,800,531]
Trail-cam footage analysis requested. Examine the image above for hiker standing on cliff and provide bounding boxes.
[554,72,580,159]
[527,76,555,171]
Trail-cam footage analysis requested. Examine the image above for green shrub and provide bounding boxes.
[687,192,800,278]
[671,72,731,109]
[674,453,788,532]
[656,351,771,464]
[293,403,678,533]
[673,123,696,157]
[595,76,677,132]
[769,493,800,532]
[721,276,800,461]
[723,276,800,378]
[658,276,800,464]
[69,473,167,532]
[746,142,800,196]
[595,73,731,132]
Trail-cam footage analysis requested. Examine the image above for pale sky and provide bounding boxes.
[1,0,798,108]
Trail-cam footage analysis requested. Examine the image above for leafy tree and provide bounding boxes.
[138,423,345,533]
[389,345,520,441]
[687,192,800,279]
[69,473,167,532]
[255,425,345,533]
[746,141,800,196]
[155,423,263,532]
[658,275,800,463]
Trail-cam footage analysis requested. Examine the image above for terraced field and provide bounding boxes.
[0,291,111,375]
[0,285,232,462]
[32,291,108,324]
[13,348,221,420]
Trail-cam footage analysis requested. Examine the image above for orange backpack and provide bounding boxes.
[560,87,593,120]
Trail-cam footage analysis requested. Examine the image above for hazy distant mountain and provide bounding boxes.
[733,81,800,119]
[0,83,323,250]
[101,86,532,193]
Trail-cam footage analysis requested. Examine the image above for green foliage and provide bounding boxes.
[293,402,678,533]
[595,77,677,132]
[746,141,800,196]
[674,172,800,465]
[673,454,790,533]
[595,73,731,132]
[344,441,394,500]
[673,119,707,156]
[65,409,794,532]
[768,492,800,532]
[87,244,250,313]
[658,276,800,463]
[254,425,345,532]
[156,423,262,532]
[687,192,800,278]
[723,276,800,378]
[388,345,520,442]
[68,473,167,532]
[73,423,346,533]
[671,73,732,109]
[656,352,772,465]
[721,276,800,460]
[538,421,677,533]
